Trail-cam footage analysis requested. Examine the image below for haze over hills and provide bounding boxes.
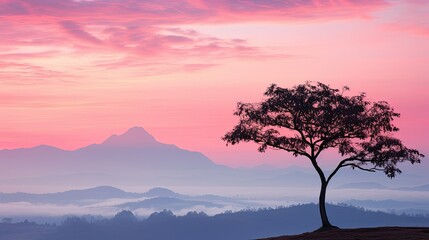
[335,182,388,190]
[0,127,330,189]
[0,127,427,191]
[0,127,234,187]
[0,186,235,206]
[0,186,140,205]
[0,132,425,237]
[2,204,429,240]
[1,185,429,223]
[0,186,260,223]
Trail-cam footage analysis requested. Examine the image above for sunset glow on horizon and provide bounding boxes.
[1,0,428,167]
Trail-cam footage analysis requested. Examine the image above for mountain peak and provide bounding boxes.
[101,127,159,147]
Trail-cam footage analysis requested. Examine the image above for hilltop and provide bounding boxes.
[261,227,429,240]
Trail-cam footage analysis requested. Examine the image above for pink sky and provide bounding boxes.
[0,0,428,167]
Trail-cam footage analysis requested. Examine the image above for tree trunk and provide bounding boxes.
[310,157,338,230]
[318,181,335,229]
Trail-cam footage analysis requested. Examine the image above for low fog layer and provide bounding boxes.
[0,127,427,223]
[0,186,429,224]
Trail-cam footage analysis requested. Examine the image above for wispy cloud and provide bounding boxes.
[0,61,76,85]
[0,0,389,70]
[0,0,389,22]
[59,21,103,45]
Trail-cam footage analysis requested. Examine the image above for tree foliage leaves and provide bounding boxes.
[223,82,424,179]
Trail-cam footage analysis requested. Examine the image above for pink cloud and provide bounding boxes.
[80,25,263,72]
[0,0,393,93]
[93,57,217,76]
[0,51,59,60]
[59,21,103,45]
[0,0,390,59]
[0,0,389,22]
[0,1,28,15]
[0,0,388,90]
[0,61,76,85]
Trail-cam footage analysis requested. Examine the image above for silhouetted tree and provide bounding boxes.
[223,82,424,230]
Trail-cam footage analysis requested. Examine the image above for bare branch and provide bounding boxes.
[326,159,347,184]
[342,163,383,173]
[253,137,311,159]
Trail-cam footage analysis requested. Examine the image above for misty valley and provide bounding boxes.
[1,185,429,225]
[1,203,429,240]
[0,127,428,239]
[2,0,428,238]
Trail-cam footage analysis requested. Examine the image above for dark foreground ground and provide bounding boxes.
[261,227,429,240]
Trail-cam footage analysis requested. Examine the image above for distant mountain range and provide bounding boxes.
[2,185,429,221]
[0,127,321,187]
[0,127,232,186]
[0,127,426,189]
[344,199,429,215]
[0,186,186,203]
[344,199,429,210]
[0,186,256,215]
[0,186,141,205]
[0,127,264,188]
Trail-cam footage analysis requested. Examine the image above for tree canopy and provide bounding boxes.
[223,82,424,229]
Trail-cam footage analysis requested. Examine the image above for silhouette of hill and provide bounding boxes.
[0,186,141,205]
[1,204,428,240]
[143,187,184,198]
[0,127,236,186]
[0,127,427,189]
[0,127,321,188]
[71,127,225,173]
[0,186,247,214]
[344,199,429,215]
[112,210,138,223]
[3,184,429,222]
[260,227,429,240]
[0,186,195,204]
[345,199,428,209]
[40,204,429,240]
[2,204,428,240]
[0,221,56,240]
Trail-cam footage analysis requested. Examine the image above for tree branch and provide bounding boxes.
[275,145,311,159]
[326,156,377,184]
[326,159,348,184]
[342,163,383,173]
[253,138,311,159]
